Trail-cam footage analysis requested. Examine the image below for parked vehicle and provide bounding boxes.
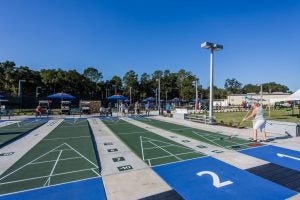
[38,100,51,115]
[80,101,91,114]
[61,101,71,115]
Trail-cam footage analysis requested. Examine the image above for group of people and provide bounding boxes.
[119,101,142,116]
[242,100,251,110]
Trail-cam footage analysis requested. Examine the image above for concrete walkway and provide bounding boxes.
[0,119,63,175]
[88,118,173,200]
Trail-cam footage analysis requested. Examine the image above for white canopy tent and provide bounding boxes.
[269,89,300,103]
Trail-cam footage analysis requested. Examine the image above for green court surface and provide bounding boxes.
[102,118,205,167]
[0,119,100,195]
[0,119,46,147]
[134,117,261,151]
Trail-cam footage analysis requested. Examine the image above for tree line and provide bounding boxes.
[0,61,290,101]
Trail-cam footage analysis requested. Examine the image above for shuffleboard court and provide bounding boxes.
[242,145,300,171]
[101,117,205,166]
[154,157,297,199]
[133,116,262,151]
[0,118,47,148]
[0,118,102,196]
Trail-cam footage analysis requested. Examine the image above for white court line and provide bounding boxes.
[52,149,72,152]
[140,136,145,160]
[141,136,196,151]
[31,157,82,165]
[118,131,149,135]
[148,141,182,161]
[59,125,88,128]
[91,169,100,176]
[153,155,208,168]
[192,131,228,149]
[0,143,67,182]
[147,151,199,161]
[0,168,99,186]
[64,143,98,168]
[0,177,101,197]
[44,150,63,186]
[143,144,174,150]
[63,120,86,125]
[44,136,90,141]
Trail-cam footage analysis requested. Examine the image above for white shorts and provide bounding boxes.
[253,120,266,132]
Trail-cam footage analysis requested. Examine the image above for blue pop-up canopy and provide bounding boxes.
[47,92,76,100]
[107,95,128,101]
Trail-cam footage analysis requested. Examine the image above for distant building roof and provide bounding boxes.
[228,92,290,96]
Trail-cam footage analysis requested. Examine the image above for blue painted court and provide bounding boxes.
[242,145,300,171]
[0,177,106,200]
[153,157,297,200]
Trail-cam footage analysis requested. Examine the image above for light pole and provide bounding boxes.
[257,84,263,103]
[36,86,42,98]
[260,84,263,103]
[129,87,132,105]
[194,78,198,111]
[156,78,161,114]
[165,91,168,103]
[18,80,26,97]
[155,88,158,109]
[112,85,117,95]
[201,42,223,123]
[105,88,109,98]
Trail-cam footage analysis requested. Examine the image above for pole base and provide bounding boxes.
[206,116,217,125]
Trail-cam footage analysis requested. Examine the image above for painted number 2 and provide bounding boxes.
[197,171,233,188]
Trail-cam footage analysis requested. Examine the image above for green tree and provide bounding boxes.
[83,67,102,83]
[139,73,151,99]
[224,78,243,94]
[123,70,139,100]
[110,75,122,95]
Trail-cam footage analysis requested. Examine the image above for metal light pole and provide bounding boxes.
[165,91,168,103]
[18,80,26,97]
[156,78,161,114]
[36,86,41,98]
[201,42,223,124]
[260,84,263,103]
[105,88,109,98]
[155,88,158,109]
[129,87,132,105]
[194,78,198,111]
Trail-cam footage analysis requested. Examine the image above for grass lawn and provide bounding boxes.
[215,108,300,127]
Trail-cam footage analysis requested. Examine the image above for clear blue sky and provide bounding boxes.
[0,0,299,91]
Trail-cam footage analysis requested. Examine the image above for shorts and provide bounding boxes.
[253,120,266,131]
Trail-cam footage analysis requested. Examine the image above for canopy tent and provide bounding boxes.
[142,97,156,102]
[47,92,76,100]
[107,95,128,101]
[170,98,181,102]
[270,89,300,103]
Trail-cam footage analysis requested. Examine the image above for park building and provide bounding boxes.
[227,92,291,105]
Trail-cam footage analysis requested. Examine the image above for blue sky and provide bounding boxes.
[0,0,299,91]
